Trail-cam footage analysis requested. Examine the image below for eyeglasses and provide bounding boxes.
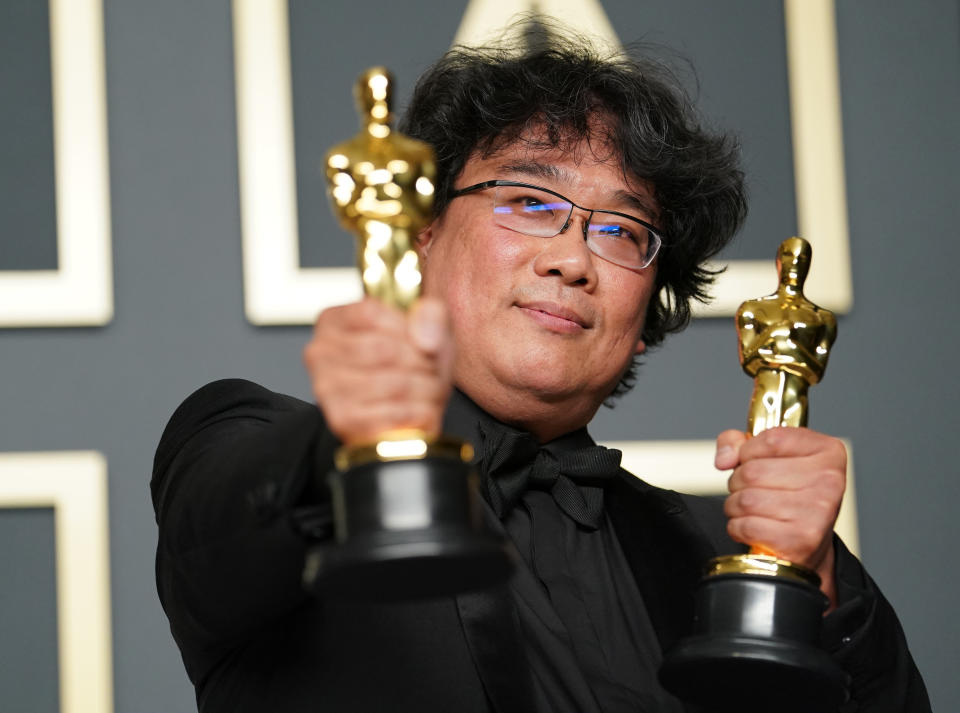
[450,180,663,270]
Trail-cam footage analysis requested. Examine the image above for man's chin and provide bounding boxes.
[504,373,607,413]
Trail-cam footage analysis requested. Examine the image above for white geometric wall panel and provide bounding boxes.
[0,0,113,327]
[0,451,114,713]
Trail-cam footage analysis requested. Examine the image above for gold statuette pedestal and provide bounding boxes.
[302,68,508,600]
[659,238,849,711]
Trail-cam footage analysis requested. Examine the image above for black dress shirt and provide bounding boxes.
[446,390,687,712]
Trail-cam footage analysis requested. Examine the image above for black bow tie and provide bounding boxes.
[477,420,622,530]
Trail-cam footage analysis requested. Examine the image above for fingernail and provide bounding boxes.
[715,445,735,467]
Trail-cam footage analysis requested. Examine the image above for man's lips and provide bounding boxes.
[516,300,591,329]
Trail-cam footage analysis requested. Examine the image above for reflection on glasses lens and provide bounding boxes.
[587,220,650,268]
[490,185,658,269]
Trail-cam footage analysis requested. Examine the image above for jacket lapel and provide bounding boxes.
[446,392,536,713]
[455,579,535,713]
[455,506,534,713]
[606,472,721,654]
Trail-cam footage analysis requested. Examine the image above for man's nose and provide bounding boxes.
[532,210,598,288]
[555,205,597,241]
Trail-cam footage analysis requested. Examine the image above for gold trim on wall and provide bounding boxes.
[0,452,114,713]
[0,0,113,327]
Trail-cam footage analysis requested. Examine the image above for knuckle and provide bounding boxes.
[827,473,846,499]
[739,488,759,509]
[356,335,399,367]
[739,460,762,484]
[762,427,787,452]
[815,465,845,496]
[726,519,742,542]
[765,428,784,445]
[316,303,350,330]
[391,376,419,401]
[828,439,848,467]
[741,519,760,542]
[799,524,822,550]
[304,338,332,364]
[355,298,380,321]
[726,471,740,494]
[812,495,837,517]
[723,495,737,518]
[376,339,402,364]
[734,517,759,543]
[313,307,333,329]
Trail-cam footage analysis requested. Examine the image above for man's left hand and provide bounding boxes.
[716,427,847,610]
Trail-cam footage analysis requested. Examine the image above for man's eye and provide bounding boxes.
[503,195,565,217]
[594,222,638,242]
[521,196,567,214]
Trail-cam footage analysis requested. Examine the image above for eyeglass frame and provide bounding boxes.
[448,179,664,269]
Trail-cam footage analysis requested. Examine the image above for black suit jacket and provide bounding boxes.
[153,379,929,712]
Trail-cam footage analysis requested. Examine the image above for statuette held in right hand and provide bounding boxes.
[325,67,436,310]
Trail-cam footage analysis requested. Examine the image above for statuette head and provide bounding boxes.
[777,236,812,288]
[355,67,394,134]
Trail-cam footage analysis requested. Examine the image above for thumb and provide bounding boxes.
[715,429,748,470]
[408,297,450,355]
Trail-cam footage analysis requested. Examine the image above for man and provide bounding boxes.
[153,32,928,713]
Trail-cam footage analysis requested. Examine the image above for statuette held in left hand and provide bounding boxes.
[660,236,848,712]
[737,237,838,436]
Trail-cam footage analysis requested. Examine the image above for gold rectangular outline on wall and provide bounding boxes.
[233,0,851,324]
[0,0,113,327]
[604,439,860,557]
[0,452,114,713]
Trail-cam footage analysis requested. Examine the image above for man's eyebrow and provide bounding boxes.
[497,160,658,221]
[497,160,565,182]
[610,190,658,222]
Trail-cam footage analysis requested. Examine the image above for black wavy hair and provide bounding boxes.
[400,24,747,397]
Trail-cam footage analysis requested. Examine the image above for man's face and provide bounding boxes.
[418,134,659,437]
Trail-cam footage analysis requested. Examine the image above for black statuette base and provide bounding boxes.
[660,573,850,712]
[304,456,509,600]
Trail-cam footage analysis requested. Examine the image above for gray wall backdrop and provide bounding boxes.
[1,0,957,711]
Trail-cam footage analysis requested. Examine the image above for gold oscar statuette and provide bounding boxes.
[660,237,849,712]
[738,236,838,437]
[325,67,434,312]
[303,68,507,600]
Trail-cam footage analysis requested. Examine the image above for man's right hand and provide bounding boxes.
[302,297,454,445]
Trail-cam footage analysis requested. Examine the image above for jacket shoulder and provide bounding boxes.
[151,379,314,509]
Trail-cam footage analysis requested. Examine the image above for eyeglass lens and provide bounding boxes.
[491,184,656,269]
